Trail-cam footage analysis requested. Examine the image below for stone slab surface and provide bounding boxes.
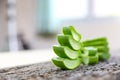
[0,57,120,80]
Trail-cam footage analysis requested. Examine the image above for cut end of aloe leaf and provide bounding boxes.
[64,47,80,59]
[69,36,82,50]
[53,46,79,59]
[70,26,82,41]
[53,46,66,58]
[82,54,99,65]
[57,35,82,50]
[52,57,81,70]
[62,26,82,41]
[84,47,97,56]
[57,34,70,46]
[62,26,72,35]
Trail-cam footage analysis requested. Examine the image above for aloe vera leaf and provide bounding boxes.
[83,37,108,46]
[84,45,109,52]
[84,47,97,56]
[83,37,107,43]
[98,52,110,61]
[53,46,80,59]
[57,35,83,50]
[94,46,109,52]
[62,26,82,41]
[57,34,70,47]
[83,41,108,46]
[78,50,82,58]
[52,57,82,70]
[82,54,99,65]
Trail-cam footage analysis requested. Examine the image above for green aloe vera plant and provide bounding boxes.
[51,26,111,70]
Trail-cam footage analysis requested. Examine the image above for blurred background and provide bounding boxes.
[0,0,120,52]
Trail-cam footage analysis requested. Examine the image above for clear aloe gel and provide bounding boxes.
[57,35,83,50]
[62,26,82,41]
[53,46,81,59]
[52,57,82,70]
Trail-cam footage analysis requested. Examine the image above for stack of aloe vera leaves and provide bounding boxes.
[52,26,110,70]
[83,37,110,61]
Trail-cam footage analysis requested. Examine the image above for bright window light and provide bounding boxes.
[54,0,88,19]
[94,0,120,17]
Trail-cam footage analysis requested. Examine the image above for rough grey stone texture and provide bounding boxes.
[0,56,120,80]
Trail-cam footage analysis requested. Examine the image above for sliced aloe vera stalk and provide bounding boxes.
[94,46,109,52]
[57,35,82,50]
[83,37,107,43]
[98,52,110,61]
[52,57,81,70]
[83,37,108,47]
[82,54,99,65]
[53,46,81,59]
[83,41,108,46]
[62,26,82,41]
[84,47,97,56]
